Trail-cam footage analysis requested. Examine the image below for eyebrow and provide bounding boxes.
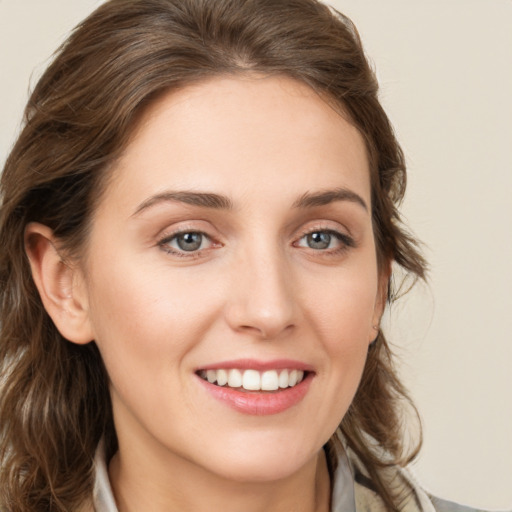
[132,191,233,216]
[132,186,368,217]
[292,187,368,211]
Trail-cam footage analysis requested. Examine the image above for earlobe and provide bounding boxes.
[24,222,94,345]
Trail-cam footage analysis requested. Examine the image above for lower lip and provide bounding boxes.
[197,373,313,416]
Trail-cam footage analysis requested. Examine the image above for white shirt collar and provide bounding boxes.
[92,440,118,512]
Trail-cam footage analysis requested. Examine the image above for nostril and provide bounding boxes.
[237,322,295,340]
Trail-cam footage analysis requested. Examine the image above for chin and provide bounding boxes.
[211,457,311,484]
[196,435,321,484]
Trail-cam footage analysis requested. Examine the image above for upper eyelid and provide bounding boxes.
[295,222,352,239]
[157,222,351,240]
[154,217,355,242]
[160,227,209,240]
[296,229,352,244]
[157,221,217,241]
[159,229,215,247]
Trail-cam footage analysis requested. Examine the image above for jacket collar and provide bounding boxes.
[343,436,435,512]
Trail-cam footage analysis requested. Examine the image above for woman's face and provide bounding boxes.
[79,76,385,482]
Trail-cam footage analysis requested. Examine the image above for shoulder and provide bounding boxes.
[353,463,500,512]
[429,495,509,512]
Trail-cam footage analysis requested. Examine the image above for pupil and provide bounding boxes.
[307,232,331,250]
[177,232,202,251]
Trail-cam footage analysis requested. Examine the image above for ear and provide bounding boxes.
[369,260,391,344]
[24,222,94,345]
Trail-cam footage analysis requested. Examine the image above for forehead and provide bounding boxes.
[100,75,370,214]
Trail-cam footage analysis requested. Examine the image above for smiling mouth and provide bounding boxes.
[196,368,306,392]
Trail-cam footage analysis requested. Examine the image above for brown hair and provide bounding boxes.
[0,0,427,510]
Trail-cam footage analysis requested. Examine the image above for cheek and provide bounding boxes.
[84,253,221,388]
[83,257,228,441]
[308,265,378,345]
[304,264,378,407]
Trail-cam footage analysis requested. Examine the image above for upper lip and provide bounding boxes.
[196,358,314,372]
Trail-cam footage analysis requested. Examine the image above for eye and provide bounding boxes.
[296,229,354,251]
[160,231,212,254]
[304,231,333,250]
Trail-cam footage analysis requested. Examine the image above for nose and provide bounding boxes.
[224,246,298,340]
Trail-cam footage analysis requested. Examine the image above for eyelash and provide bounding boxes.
[158,229,216,258]
[294,227,355,256]
[157,227,355,259]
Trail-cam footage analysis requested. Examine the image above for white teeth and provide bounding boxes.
[227,369,242,388]
[261,370,279,391]
[288,369,298,387]
[216,369,228,386]
[242,370,260,390]
[200,368,306,391]
[278,369,289,388]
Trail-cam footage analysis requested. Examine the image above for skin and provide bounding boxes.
[26,75,387,512]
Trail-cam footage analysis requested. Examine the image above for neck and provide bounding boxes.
[108,440,331,512]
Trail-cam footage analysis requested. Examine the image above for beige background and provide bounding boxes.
[1,1,511,509]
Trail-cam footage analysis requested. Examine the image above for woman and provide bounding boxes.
[0,1,495,511]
